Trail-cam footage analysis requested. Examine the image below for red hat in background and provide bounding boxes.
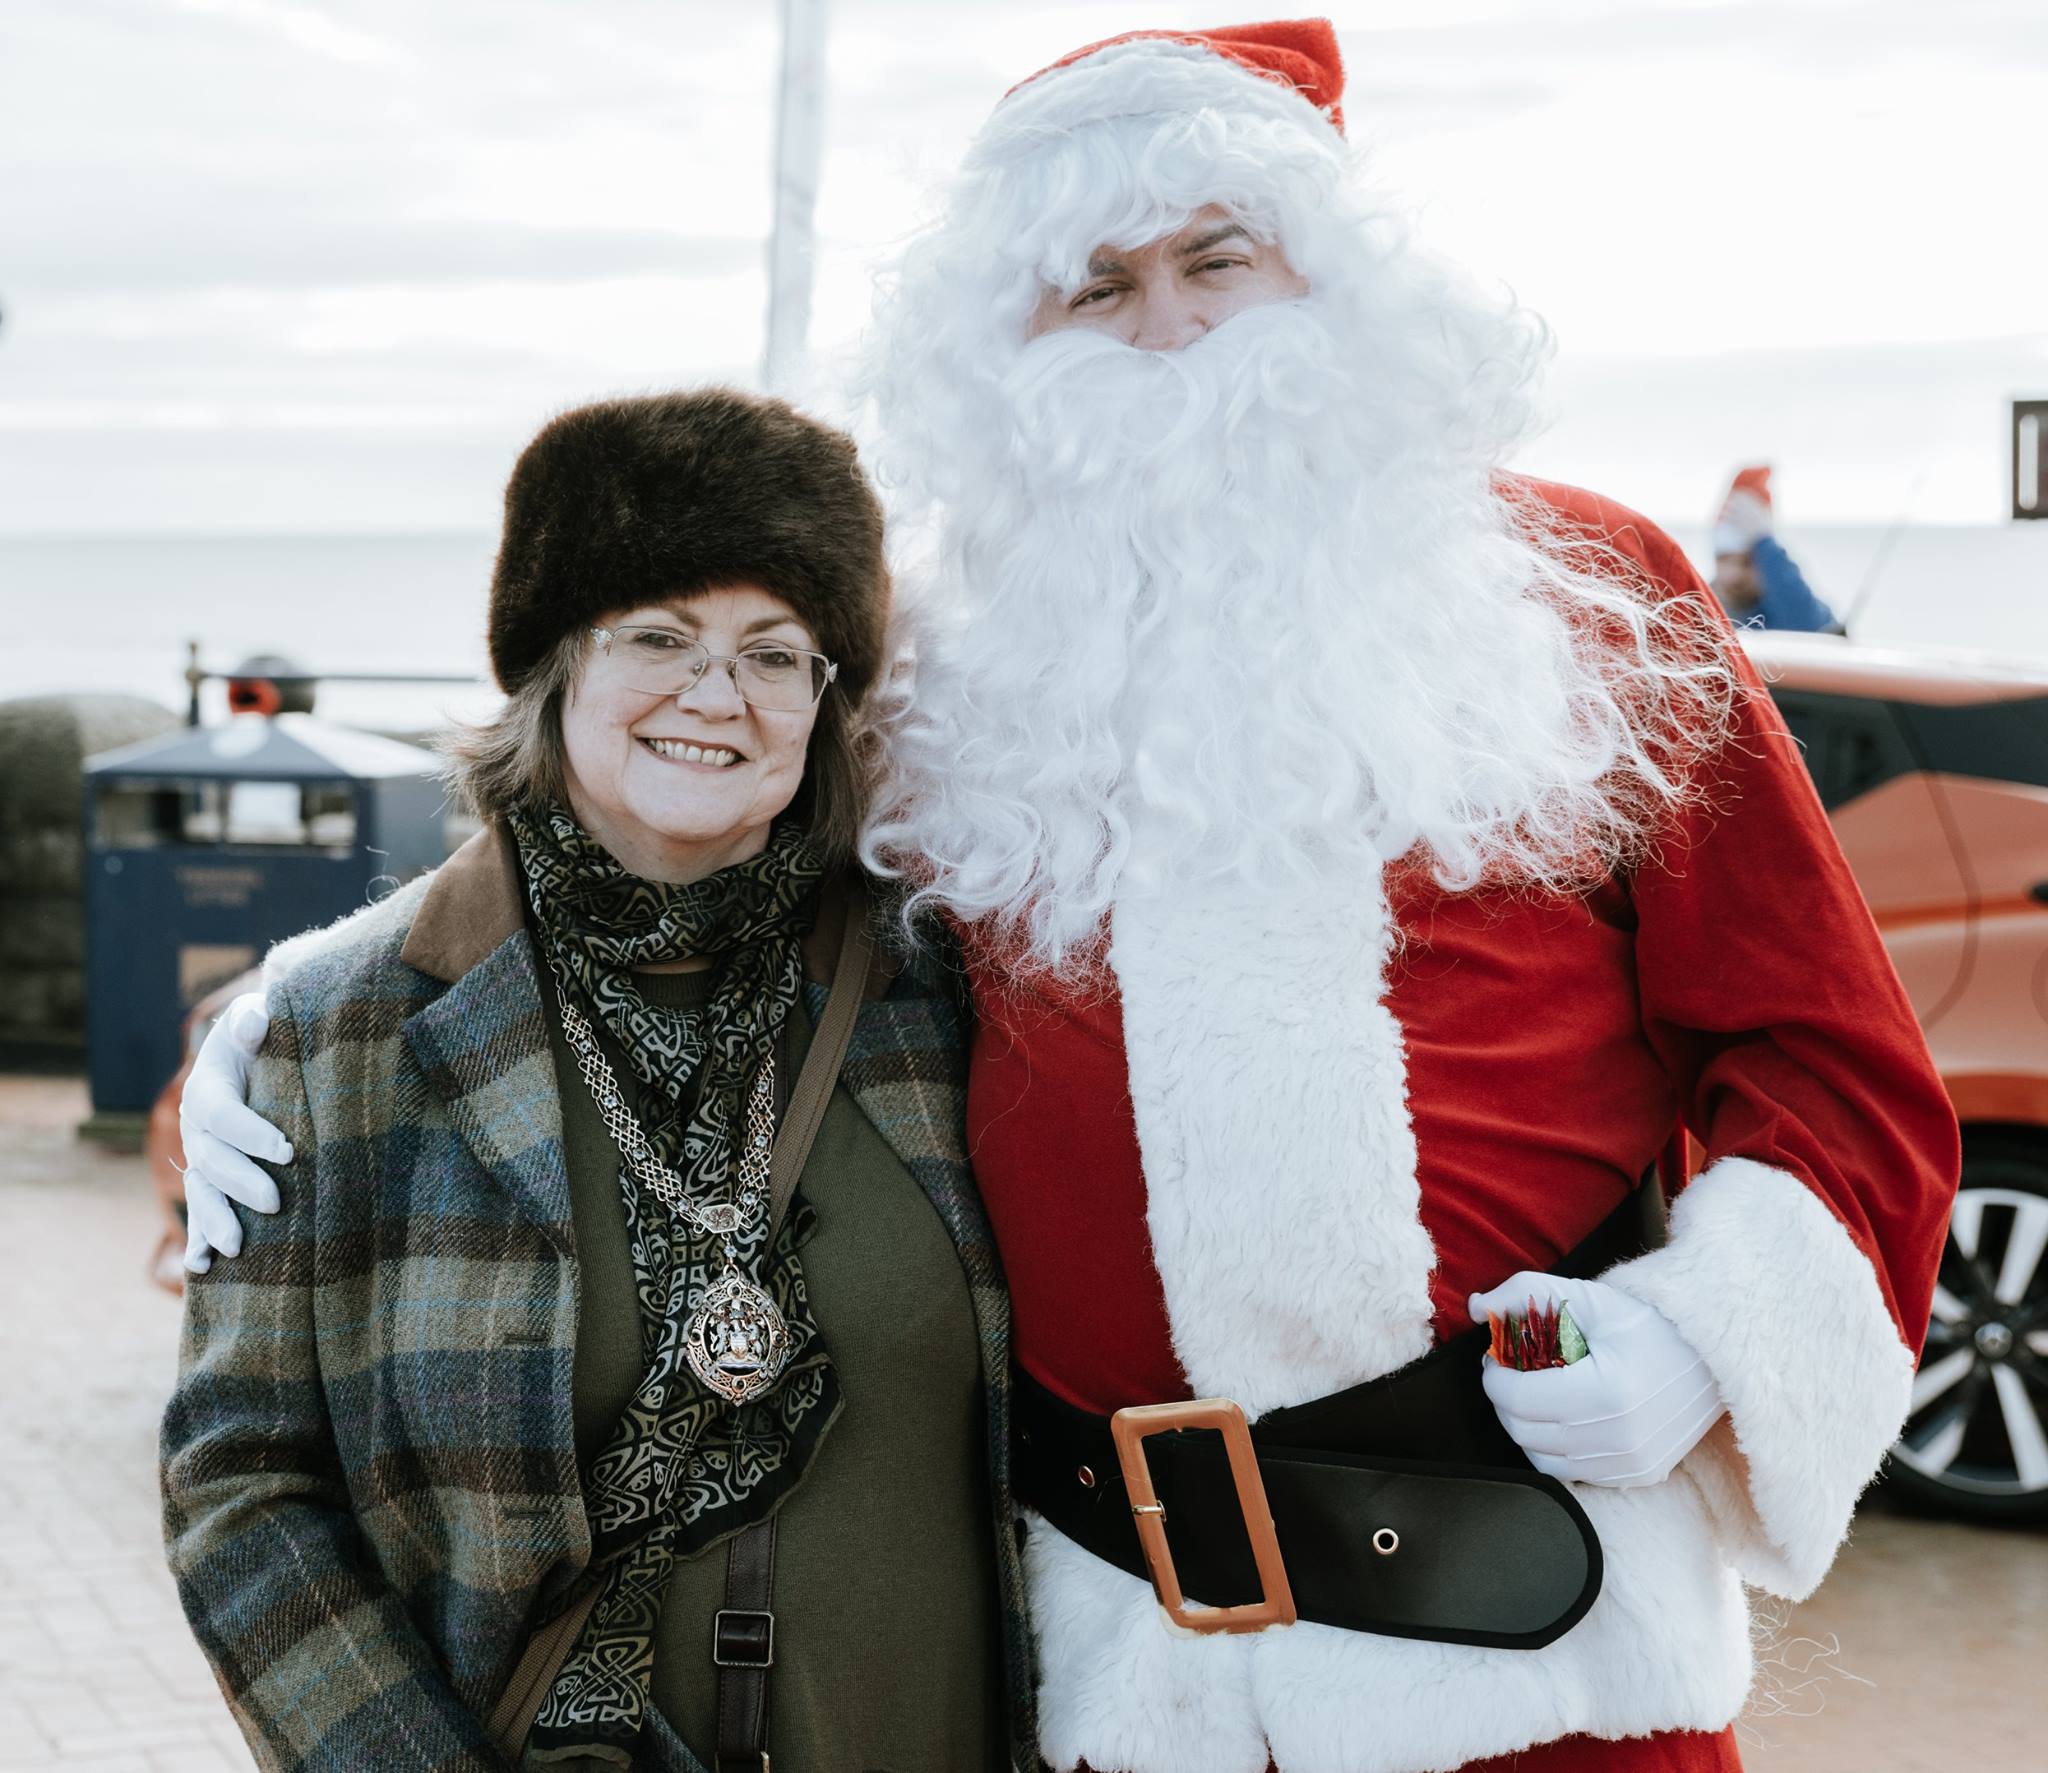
[1007,19,1347,134]
[1713,465,1777,556]
[1725,465,1773,510]
[981,17,1348,153]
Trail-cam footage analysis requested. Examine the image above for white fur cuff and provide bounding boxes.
[1603,1156,1915,1598]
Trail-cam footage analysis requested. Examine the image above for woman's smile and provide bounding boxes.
[637,735,744,768]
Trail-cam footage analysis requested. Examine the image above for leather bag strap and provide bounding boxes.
[714,1519,779,1772]
[707,877,869,1767]
[765,873,872,1239]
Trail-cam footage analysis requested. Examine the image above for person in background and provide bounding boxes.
[1710,464,1841,631]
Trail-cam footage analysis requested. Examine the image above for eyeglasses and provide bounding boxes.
[589,625,839,713]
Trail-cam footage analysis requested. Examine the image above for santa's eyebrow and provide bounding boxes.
[1077,223,1253,282]
[1176,222,1253,257]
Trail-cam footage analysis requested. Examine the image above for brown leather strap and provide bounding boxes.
[485,1576,602,1762]
[707,878,868,1768]
[714,1519,778,1771]
[765,873,872,1238]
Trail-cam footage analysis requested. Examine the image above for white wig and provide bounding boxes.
[858,73,1734,971]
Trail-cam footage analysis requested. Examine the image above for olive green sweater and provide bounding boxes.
[545,966,1002,1772]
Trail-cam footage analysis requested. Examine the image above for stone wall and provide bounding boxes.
[0,694,179,1057]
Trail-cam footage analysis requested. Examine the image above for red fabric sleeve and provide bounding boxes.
[1592,500,1959,1346]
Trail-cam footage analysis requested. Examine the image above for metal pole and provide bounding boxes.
[762,0,829,393]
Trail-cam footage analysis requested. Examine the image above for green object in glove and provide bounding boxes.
[1558,1304,1589,1365]
[1487,1299,1592,1369]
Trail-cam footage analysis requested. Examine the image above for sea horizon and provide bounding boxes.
[6,523,2045,736]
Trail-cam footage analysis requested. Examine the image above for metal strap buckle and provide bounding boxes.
[711,1607,775,1669]
[1108,1397,1298,1634]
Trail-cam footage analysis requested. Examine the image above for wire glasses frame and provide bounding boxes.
[588,624,839,713]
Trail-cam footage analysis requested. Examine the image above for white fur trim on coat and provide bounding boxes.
[1107,868,1436,1415]
[1603,1154,1916,1600]
[975,38,1343,167]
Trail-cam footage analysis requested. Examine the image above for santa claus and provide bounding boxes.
[853,17,1955,1773]
[178,18,1957,1773]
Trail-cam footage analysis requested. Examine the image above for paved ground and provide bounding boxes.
[2,1074,2042,1772]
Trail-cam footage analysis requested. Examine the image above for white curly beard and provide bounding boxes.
[862,290,1720,974]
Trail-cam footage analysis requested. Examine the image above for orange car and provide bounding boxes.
[1748,629,2048,1522]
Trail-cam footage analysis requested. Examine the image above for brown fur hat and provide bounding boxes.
[488,389,888,696]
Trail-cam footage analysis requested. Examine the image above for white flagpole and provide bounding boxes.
[762,0,829,394]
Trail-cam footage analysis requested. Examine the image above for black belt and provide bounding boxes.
[1013,1183,1661,1650]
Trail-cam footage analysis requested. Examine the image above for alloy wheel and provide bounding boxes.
[1890,1146,2048,1522]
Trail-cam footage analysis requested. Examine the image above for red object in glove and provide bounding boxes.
[1488,1299,1586,1369]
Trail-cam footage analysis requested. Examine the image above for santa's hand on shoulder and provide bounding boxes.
[179,989,288,1274]
[1468,1272,1725,1488]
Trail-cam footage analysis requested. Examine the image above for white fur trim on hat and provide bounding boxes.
[973,38,1342,165]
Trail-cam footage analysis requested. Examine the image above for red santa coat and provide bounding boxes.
[958,483,1957,1773]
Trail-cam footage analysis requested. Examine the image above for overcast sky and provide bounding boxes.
[2,0,2043,534]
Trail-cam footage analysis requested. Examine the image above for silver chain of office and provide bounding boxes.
[550,974,792,1404]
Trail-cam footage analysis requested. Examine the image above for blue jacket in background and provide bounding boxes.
[1745,536,1839,632]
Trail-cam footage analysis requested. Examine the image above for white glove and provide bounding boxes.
[179,990,290,1273]
[1467,1271,1725,1488]
[1711,489,1773,557]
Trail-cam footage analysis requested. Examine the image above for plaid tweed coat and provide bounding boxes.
[160,828,1033,1772]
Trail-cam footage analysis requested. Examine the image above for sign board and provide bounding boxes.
[2015,399,2048,520]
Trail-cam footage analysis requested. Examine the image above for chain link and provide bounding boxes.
[550,974,773,1242]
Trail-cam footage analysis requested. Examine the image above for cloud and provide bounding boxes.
[4,203,756,294]
[1337,0,2048,77]
[160,0,414,69]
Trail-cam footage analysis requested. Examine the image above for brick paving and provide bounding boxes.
[1,1077,254,1772]
[1,1073,2041,1772]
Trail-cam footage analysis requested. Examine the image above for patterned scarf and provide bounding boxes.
[507,803,839,1766]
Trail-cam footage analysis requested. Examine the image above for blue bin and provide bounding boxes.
[82,715,449,1115]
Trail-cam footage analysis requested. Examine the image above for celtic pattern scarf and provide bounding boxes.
[507,803,839,1766]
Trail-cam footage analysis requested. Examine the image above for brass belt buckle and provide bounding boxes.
[1108,1397,1297,1635]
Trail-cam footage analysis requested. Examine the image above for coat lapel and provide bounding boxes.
[398,826,573,1255]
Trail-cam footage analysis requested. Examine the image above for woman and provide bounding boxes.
[161,390,1030,1773]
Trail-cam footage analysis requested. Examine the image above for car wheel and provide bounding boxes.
[1887,1132,2048,1523]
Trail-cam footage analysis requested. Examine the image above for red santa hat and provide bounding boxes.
[1723,464,1773,510]
[980,17,1347,156]
[1712,464,1776,556]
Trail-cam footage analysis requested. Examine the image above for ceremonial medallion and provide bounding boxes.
[684,1268,792,1404]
